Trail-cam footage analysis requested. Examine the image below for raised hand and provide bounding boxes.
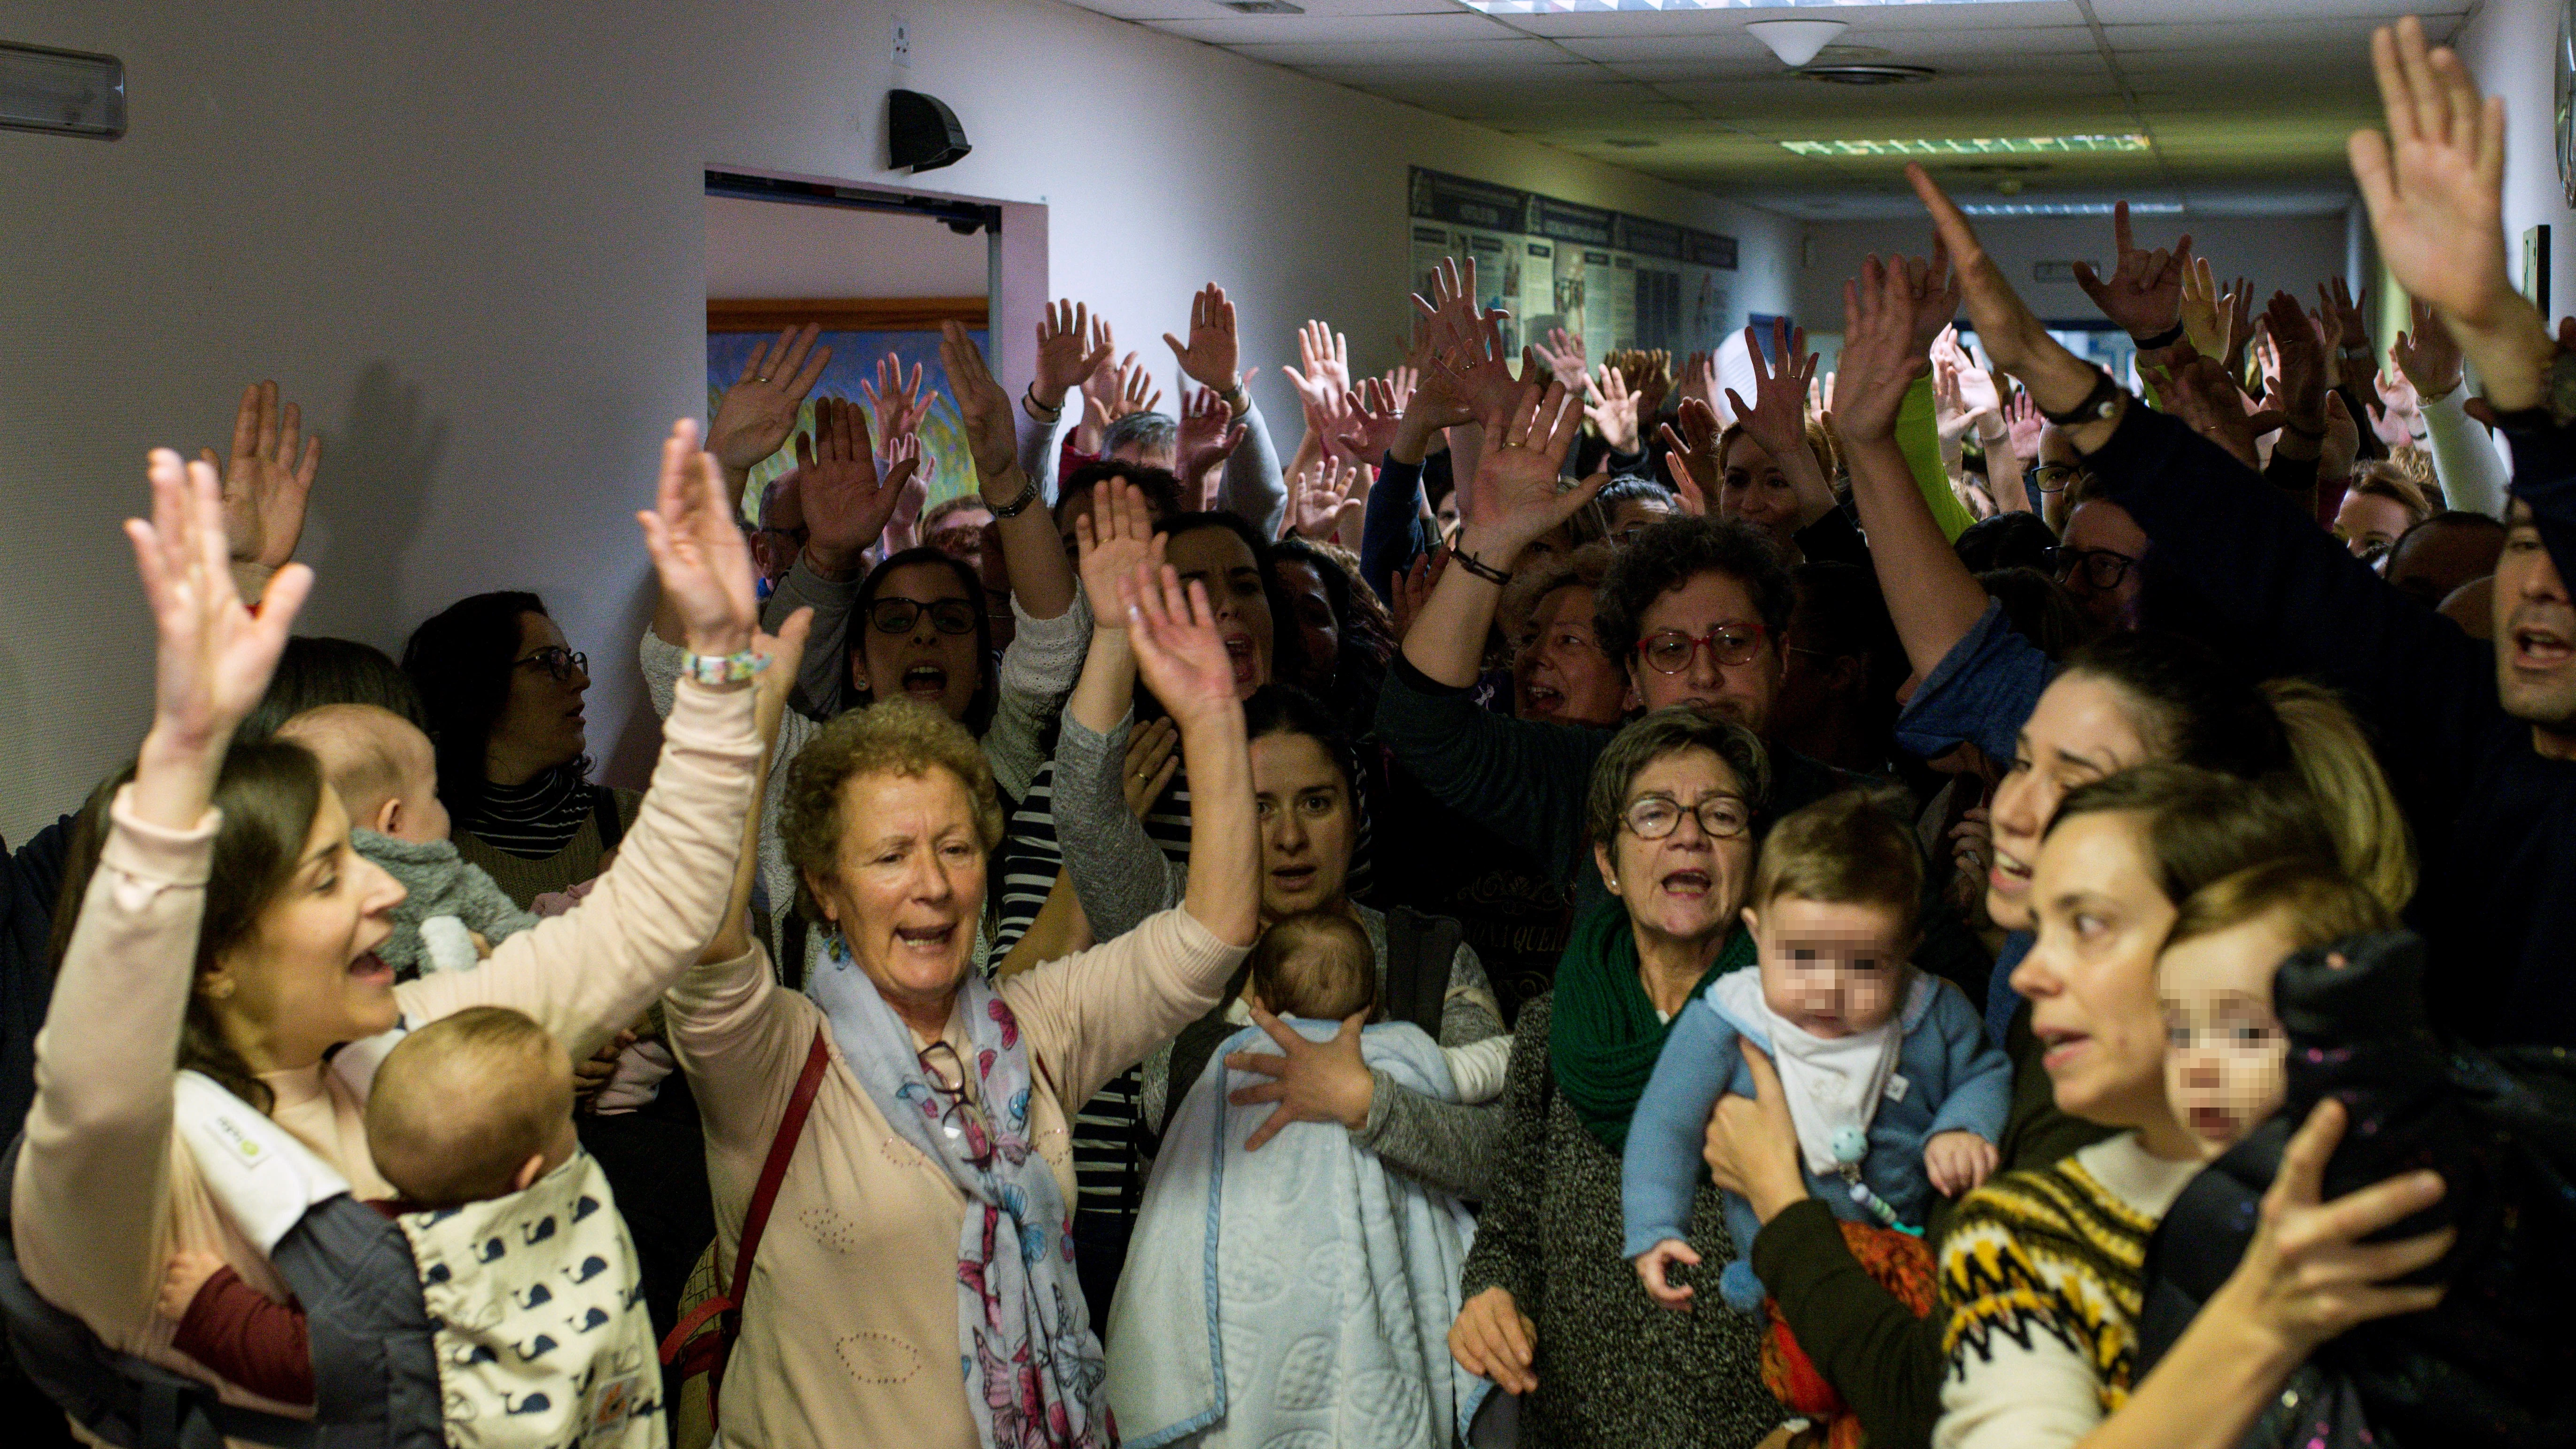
[1585,364,1645,454]
[2224,277,2258,379]
[1034,299,1114,407]
[1120,561,1238,730]
[1726,318,1821,463]
[1530,327,1588,393]
[2263,291,2330,429]
[1331,378,1404,463]
[2350,15,2555,409]
[126,449,312,826]
[2180,256,2235,362]
[1114,356,1162,420]
[1381,364,1420,416]
[1657,396,1723,511]
[200,380,320,578]
[939,321,1028,505]
[796,396,919,574]
[1906,164,2107,418]
[636,419,759,661]
[2372,371,2425,451]
[1165,282,1243,397]
[2072,200,2194,343]
[1178,386,1238,473]
[1414,256,1521,426]
[1456,380,1601,562]
[883,434,932,552]
[860,355,932,445]
[1287,320,1353,418]
[2145,350,2280,471]
[2005,389,2045,461]
[1285,456,1368,543]
[2391,296,2466,400]
[1833,256,1939,444]
[1073,476,1166,626]
[710,324,831,473]
[2318,277,2379,396]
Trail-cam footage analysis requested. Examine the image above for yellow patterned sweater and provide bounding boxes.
[1932,1133,2201,1449]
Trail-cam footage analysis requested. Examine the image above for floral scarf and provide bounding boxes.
[810,937,1112,1449]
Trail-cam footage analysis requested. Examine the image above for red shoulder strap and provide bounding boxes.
[660,1027,832,1370]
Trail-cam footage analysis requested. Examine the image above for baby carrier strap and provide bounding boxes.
[0,1131,320,1449]
[1380,906,1461,1039]
[167,1072,442,1448]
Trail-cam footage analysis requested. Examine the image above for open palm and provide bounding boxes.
[129,450,310,756]
[710,324,830,472]
[1076,477,1166,622]
[1124,563,1239,731]
[201,380,320,571]
[2350,21,2509,329]
[638,420,757,658]
[799,397,916,570]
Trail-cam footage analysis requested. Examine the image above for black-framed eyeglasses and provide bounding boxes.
[513,647,588,682]
[868,598,979,637]
[1635,623,1769,675]
[2025,463,2079,495]
[1622,793,1754,841]
[2044,546,2136,592]
[915,1041,994,1169]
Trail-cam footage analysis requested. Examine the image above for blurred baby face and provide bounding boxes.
[2158,910,2295,1155]
[1745,896,1910,1039]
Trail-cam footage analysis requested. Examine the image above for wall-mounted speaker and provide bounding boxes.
[889,90,970,174]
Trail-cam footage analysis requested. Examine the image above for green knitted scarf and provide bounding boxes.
[1548,899,1756,1155]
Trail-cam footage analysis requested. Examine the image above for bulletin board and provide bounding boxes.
[1405,167,1740,357]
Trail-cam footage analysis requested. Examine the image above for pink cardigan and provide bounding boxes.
[11,679,760,1430]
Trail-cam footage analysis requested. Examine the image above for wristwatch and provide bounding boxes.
[2038,367,2126,427]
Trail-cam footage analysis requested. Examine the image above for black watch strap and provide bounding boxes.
[2039,368,2126,427]
[2133,321,2186,351]
[986,468,1042,519]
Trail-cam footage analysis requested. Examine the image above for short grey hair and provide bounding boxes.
[1584,706,1771,847]
[1103,411,1178,458]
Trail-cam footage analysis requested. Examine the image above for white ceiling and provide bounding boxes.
[1057,0,2475,219]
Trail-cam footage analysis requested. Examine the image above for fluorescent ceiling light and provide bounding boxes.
[1960,201,2185,217]
[1456,1,2019,11]
[1782,135,2152,158]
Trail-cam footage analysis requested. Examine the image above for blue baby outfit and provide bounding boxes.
[1621,967,2010,1311]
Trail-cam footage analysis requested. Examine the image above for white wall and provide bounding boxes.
[2452,0,2576,320]
[1794,211,2358,335]
[0,0,1795,841]
[705,196,989,300]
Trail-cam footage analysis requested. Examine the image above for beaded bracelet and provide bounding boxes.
[679,649,770,687]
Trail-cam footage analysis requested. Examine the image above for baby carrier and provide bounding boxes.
[2137,930,2576,1449]
[3,1045,661,1448]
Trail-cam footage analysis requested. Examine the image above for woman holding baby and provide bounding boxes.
[13,420,777,1442]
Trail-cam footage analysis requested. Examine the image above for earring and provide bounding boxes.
[1606,874,1619,890]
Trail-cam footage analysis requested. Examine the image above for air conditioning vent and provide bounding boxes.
[1794,63,1937,86]
[1217,1,1305,13]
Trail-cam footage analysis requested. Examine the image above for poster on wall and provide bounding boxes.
[706,299,987,525]
[1408,166,1739,360]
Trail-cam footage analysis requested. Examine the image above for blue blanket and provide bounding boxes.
[1105,1019,1481,1449]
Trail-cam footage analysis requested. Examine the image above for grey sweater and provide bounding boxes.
[1459,994,1783,1449]
[1053,710,1508,1199]
[352,830,537,978]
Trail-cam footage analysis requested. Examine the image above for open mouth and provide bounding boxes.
[2511,623,2573,670]
[1658,868,1712,899]
[348,951,394,987]
[1270,864,1319,894]
[894,923,957,952]
[1223,633,1257,687]
[2188,1106,2240,1141]
[901,663,950,701]
[2035,1027,2090,1073]
[1988,849,2033,895]
[1522,680,1565,717]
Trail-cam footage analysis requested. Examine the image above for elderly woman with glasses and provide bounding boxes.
[666,558,1260,1449]
[403,591,632,906]
[1446,707,1784,1449]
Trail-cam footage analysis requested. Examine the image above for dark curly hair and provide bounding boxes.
[1591,514,1795,669]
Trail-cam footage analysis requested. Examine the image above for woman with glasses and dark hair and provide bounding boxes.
[402,590,634,907]
[1445,707,1783,1448]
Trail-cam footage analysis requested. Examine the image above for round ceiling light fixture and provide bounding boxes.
[1746,19,1849,68]
[1792,62,1937,85]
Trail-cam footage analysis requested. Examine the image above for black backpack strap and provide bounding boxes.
[781,913,810,992]
[1154,959,1257,1139]
[1379,907,1460,1038]
[590,786,627,855]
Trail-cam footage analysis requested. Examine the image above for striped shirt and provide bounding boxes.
[457,765,596,859]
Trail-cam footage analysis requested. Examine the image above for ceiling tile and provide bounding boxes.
[1228,36,1570,65]
[1145,12,1514,44]
[2089,0,2461,20]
